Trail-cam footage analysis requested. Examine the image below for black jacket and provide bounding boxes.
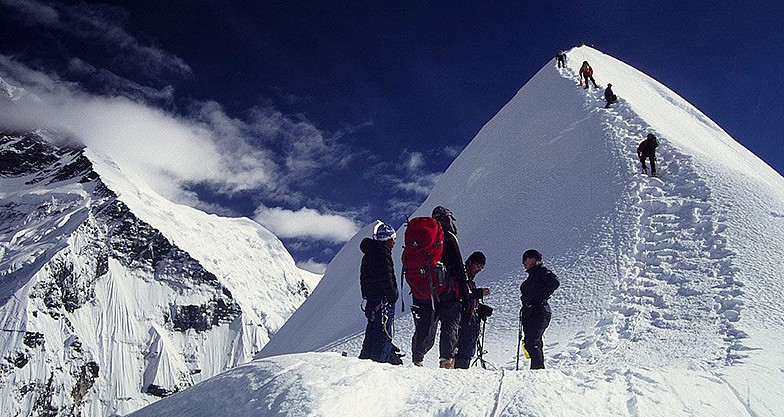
[520,264,560,315]
[604,86,616,101]
[360,238,398,304]
[637,137,658,157]
[462,265,487,319]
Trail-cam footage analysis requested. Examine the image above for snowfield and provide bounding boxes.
[134,46,784,416]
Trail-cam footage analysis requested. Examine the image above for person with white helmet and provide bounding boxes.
[358,220,402,365]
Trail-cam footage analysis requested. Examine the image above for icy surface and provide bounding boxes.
[135,46,784,416]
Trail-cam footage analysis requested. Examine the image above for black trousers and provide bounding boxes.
[455,315,480,369]
[640,153,656,174]
[522,308,552,369]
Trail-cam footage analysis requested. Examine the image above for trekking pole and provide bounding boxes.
[400,218,410,313]
[516,306,523,371]
[400,263,406,313]
[473,318,489,370]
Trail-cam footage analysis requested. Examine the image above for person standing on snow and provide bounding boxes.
[604,83,618,108]
[637,133,659,177]
[556,50,567,68]
[358,221,402,365]
[411,206,466,369]
[519,249,560,370]
[579,61,598,89]
[454,251,491,369]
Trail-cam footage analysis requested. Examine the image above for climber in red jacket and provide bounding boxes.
[579,61,598,89]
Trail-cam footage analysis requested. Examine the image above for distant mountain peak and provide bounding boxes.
[0,76,41,103]
[0,131,318,416]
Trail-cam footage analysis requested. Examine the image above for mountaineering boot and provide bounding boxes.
[413,361,424,367]
[454,357,471,369]
[388,351,403,365]
[439,358,455,369]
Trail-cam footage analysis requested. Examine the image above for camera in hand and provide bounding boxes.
[477,303,493,320]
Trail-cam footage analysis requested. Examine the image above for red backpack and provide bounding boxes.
[402,217,447,302]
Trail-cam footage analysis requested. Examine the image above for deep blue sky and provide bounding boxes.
[1,1,782,271]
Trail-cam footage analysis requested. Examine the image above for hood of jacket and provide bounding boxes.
[360,237,390,256]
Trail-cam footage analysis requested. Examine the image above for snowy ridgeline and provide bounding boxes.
[134,46,784,416]
[0,130,319,416]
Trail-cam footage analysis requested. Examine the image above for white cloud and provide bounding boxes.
[296,258,328,274]
[386,150,442,196]
[254,206,360,243]
[406,151,424,172]
[248,107,353,177]
[369,148,448,220]
[393,172,441,196]
[0,68,277,198]
[0,0,364,214]
[0,56,358,211]
[443,145,462,158]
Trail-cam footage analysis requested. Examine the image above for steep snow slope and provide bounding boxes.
[137,46,784,416]
[87,151,321,338]
[0,130,318,416]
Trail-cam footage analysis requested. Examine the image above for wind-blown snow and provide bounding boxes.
[139,46,784,416]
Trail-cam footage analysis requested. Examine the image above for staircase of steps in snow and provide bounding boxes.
[550,65,747,369]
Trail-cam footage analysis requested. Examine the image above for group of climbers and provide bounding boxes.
[560,50,660,177]
[356,47,665,372]
[360,206,559,370]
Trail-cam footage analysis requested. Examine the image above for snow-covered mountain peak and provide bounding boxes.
[134,46,784,416]
[0,131,319,416]
[0,76,42,103]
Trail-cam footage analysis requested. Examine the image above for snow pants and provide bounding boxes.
[411,295,461,364]
[522,308,552,370]
[359,297,397,364]
[455,315,480,369]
